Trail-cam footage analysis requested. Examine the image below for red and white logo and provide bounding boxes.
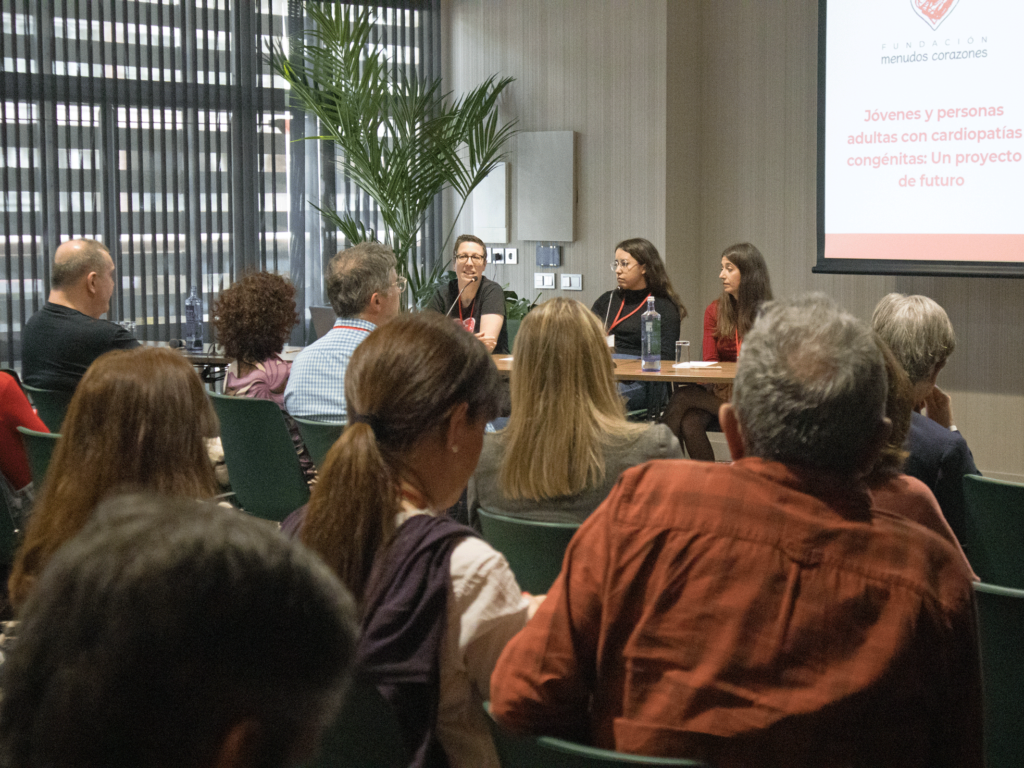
[911,0,961,30]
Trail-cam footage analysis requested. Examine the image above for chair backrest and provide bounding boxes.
[973,581,1024,768]
[0,475,23,565]
[963,474,1024,588]
[16,427,60,487]
[301,676,407,768]
[485,704,710,767]
[476,507,579,594]
[293,417,344,470]
[208,392,310,521]
[21,384,73,433]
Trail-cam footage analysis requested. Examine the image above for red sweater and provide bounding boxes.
[1,373,49,489]
[702,301,739,362]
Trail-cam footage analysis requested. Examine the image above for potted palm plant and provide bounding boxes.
[269,4,516,307]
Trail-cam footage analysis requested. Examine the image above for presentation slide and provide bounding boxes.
[818,0,1024,274]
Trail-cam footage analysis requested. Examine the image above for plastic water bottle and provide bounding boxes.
[185,285,203,351]
[641,296,661,371]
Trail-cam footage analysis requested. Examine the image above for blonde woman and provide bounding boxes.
[468,298,682,524]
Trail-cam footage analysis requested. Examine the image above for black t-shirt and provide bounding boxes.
[427,276,509,355]
[21,302,140,392]
[591,289,681,360]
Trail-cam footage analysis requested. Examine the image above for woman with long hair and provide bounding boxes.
[301,312,528,768]
[662,242,773,461]
[8,347,220,610]
[469,298,682,523]
[213,271,314,483]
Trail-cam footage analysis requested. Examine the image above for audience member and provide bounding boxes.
[21,239,138,392]
[867,338,974,575]
[302,312,528,768]
[427,234,508,353]
[7,347,220,610]
[468,298,681,524]
[491,294,981,768]
[0,493,358,768]
[871,292,979,544]
[662,242,772,460]
[0,373,48,502]
[213,271,314,483]
[285,243,402,424]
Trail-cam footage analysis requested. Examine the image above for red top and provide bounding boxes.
[0,372,49,489]
[490,457,982,766]
[702,300,739,362]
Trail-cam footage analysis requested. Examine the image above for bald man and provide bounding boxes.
[21,239,139,392]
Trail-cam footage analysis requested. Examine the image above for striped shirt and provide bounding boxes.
[283,317,375,425]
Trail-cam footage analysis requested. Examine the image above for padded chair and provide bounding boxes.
[485,704,711,767]
[293,417,344,470]
[476,507,579,594]
[973,581,1024,768]
[16,427,60,487]
[22,384,72,433]
[208,392,310,522]
[963,474,1024,588]
[301,676,406,768]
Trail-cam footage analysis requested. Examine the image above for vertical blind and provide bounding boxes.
[0,0,440,366]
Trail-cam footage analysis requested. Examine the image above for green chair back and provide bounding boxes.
[16,427,60,487]
[293,417,344,470]
[963,474,1024,588]
[209,392,310,522]
[476,508,579,594]
[973,581,1024,768]
[22,384,73,433]
[301,676,406,768]
[484,704,710,767]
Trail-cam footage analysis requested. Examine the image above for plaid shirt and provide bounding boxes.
[490,457,982,768]
[283,317,375,425]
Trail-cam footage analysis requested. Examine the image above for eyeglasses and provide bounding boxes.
[391,275,408,293]
[610,259,636,272]
[455,253,486,264]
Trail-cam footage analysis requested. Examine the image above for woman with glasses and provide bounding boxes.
[591,238,687,360]
[427,234,509,354]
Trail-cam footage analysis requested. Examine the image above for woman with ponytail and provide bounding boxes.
[662,243,773,461]
[301,312,529,768]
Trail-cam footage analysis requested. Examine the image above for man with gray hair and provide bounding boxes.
[285,242,404,424]
[491,294,981,768]
[21,239,139,392]
[872,292,979,544]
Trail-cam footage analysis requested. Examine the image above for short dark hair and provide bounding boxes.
[325,242,397,317]
[453,234,485,256]
[51,239,110,289]
[0,493,358,768]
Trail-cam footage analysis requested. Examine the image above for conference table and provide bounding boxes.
[492,355,737,385]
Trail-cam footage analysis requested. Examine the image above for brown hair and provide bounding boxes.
[715,242,773,340]
[500,298,645,500]
[212,271,298,365]
[8,347,219,610]
[866,336,913,484]
[615,238,687,320]
[453,234,486,256]
[301,313,501,603]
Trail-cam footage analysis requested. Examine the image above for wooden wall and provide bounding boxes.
[445,0,1024,479]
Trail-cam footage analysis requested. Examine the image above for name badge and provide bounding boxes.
[606,334,615,348]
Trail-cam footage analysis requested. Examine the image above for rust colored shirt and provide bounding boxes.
[490,457,982,768]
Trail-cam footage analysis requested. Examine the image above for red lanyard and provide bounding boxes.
[609,294,651,332]
[333,322,371,334]
[458,294,477,323]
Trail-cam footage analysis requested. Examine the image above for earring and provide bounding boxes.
[451,444,459,454]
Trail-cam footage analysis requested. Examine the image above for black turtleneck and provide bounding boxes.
[591,288,680,359]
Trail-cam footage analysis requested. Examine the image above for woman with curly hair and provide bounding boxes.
[213,271,314,483]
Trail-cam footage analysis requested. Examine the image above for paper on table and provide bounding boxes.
[500,356,513,361]
[673,361,721,369]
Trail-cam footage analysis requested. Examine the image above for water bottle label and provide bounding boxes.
[646,322,653,333]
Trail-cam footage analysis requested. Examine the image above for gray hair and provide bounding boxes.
[0,493,358,768]
[871,292,956,384]
[733,293,887,474]
[51,239,110,288]
[325,242,397,317]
